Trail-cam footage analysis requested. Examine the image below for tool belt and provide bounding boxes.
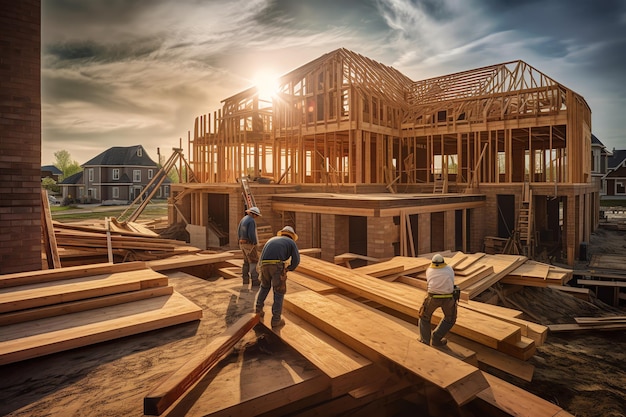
[430,293,453,299]
[239,239,251,244]
[260,259,283,265]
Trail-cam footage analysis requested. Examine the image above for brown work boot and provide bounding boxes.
[432,338,448,347]
[271,318,285,328]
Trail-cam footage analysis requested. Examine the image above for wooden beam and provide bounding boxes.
[143,313,260,415]
[284,290,489,405]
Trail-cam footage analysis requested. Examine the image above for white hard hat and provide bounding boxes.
[431,254,445,264]
[277,225,298,241]
[246,206,261,216]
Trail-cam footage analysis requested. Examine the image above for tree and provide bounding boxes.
[54,150,82,180]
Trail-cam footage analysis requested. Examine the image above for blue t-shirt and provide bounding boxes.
[260,236,300,271]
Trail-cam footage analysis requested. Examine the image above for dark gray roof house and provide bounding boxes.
[58,145,170,204]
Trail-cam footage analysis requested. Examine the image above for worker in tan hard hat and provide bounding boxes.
[237,206,262,287]
[418,253,458,346]
[255,226,300,328]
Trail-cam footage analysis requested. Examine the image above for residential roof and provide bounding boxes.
[82,145,157,167]
[608,149,626,169]
[59,171,83,185]
[41,165,63,175]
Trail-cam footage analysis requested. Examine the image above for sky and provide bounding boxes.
[41,0,626,166]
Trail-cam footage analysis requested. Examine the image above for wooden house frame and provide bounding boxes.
[171,49,599,266]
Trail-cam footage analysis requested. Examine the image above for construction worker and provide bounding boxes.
[237,206,262,287]
[255,226,300,328]
[418,253,457,346]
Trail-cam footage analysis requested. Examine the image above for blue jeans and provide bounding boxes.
[255,263,287,324]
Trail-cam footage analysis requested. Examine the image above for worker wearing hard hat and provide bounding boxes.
[418,254,458,346]
[255,226,300,328]
[237,206,262,287]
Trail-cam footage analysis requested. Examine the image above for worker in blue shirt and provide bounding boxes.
[255,226,300,328]
[237,206,261,287]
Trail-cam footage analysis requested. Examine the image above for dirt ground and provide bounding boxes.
[478,225,626,417]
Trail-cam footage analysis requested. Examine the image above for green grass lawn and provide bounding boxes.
[51,204,168,223]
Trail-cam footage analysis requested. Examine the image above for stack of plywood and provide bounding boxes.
[0,261,206,366]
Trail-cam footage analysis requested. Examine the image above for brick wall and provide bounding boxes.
[0,1,42,274]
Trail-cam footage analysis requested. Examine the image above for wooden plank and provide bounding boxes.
[297,256,522,349]
[0,261,148,288]
[577,279,626,288]
[0,269,169,313]
[475,372,573,417]
[267,310,379,397]
[284,290,489,405]
[0,291,202,365]
[288,271,338,294]
[548,323,626,332]
[144,313,260,415]
[446,334,534,382]
[353,263,405,278]
[147,252,234,271]
[0,285,174,326]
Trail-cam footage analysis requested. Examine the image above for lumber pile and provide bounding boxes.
[0,262,205,365]
[500,260,573,287]
[296,255,545,364]
[48,219,202,266]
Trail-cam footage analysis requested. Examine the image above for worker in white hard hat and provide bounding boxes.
[255,226,300,328]
[237,206,262,287]
[418,253,457,346]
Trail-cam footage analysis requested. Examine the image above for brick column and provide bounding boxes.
[320,214,349,262]
[0,1,42,274]
[367,217,396,259]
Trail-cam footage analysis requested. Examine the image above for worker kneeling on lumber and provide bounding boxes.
[255,226,300,328]
[418,254,458,347]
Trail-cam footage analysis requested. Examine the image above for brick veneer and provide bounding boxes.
[0,1,42,274]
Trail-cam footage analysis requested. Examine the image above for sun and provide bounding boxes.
[252,70,280,102]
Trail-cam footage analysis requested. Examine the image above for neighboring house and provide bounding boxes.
[59,145,169,204]
[41,165,63,182]
[591,135,611,195]
[603,148,626,199]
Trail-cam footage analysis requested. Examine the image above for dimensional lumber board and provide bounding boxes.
[288,271,338,294]
[353,262,405,278]
[0,261,148,288]
[265,310,379,397]
[147,252,234,272]
[297,256,522,349]
[446,334,535,382]
[160,348,329,417]
[0,291,202,365]
[327,293,478,365]
[144,313,260,415]
[0,285,174,326]
[474,372,574,417]
[0,269,169,314]
[461,255,528,299]
[284,290,489,405]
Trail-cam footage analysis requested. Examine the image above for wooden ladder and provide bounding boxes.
[433,173,447,193]
[516,182,534,256]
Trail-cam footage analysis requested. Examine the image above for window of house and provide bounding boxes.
[148,169,153,179]
[137,147,142,157]
[88,168,94,182]
[133,170,141,182]
[112,187,119,199]
[112,168,120,180]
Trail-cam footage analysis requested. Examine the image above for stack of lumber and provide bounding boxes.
[296,256,545,363]
[50,219,201,265]
[165,261,570,417]
[500,260,573,287]
[0,262,205,365]
[548,316,626,332]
